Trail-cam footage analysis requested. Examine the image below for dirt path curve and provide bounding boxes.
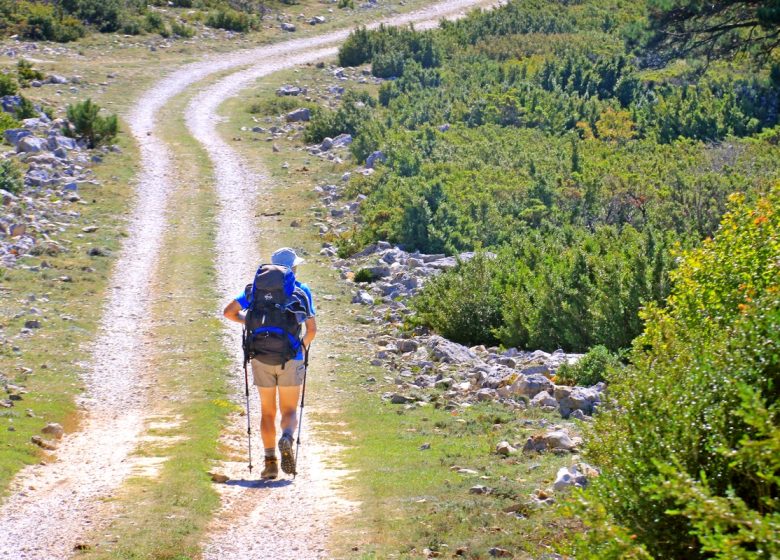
[186,4,498,559]
[0,2,493,558]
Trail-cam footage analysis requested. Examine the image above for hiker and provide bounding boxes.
[223,248,317,479]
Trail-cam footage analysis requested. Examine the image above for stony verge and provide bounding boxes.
[1,93,116,268]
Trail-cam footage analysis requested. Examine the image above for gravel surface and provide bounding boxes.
[0,2,495,558]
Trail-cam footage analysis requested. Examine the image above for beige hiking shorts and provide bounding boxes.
[251,358,305,387]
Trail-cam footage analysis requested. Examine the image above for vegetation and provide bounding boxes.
[65,99,119,148]
[321,0,780,353]
[569,189,779,559]
[555,345,620,387]
[0,159,23,194]
[16,59,44,87]
[0,72,17,96]
[205,7,258,32]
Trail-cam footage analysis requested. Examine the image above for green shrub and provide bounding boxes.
[412,253,504,346]
[555,345,619,386]
[121,17,144,35]
[205,8,257,32]
[171,21,195,38]
[570,189,780,559]
[0,72,17,96]
[65,98,119,148]
[304,90,375,143]
[353,268,376,283]
[337,0,354,8]
[0,159,23,194]
[22,4,86,42]
[63,0,126,33]
[16,59,43,87]
[14,96,38,119]
[144,11,165,33]
[338,26,374,67]
[0,112,21,136]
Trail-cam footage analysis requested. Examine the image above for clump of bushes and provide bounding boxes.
[205,8,258,32]
[304,90,375,144]
[16,59,44,87]
[0,159,23,194]
[22,4,85,42]
[555,345,620,386]
[0,112,21,136]
[65,98,119,148]
[568,189,780,559]
[353,268,377,283]
[171,21,194,38]
[0,73,18,96]
[15,96,39,120]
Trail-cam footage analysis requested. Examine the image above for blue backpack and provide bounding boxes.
[242,264,308,366]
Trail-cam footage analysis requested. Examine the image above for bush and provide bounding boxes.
[22,5,85,42]
[65,98,119,148]
[16,59,43,87]
[15,96,38,119]
[555,345,619,386]
[144,11,166,34]
[0,159,23,194]
[0,112,21,136]
[412,253,504,346]
[171,21,195,38]
[205,8,257,32]
[569,189,780,559]
[304,90,375,143]
[353,268,376,283]
[338,26,374,67]
[0,72,17,96]
[63,0,126,33]
[121,17,144,35]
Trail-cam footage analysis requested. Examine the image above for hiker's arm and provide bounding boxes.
[302,317,317,349]
[223,300,244,324]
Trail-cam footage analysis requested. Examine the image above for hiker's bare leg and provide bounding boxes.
[278,385,301,435]
[258,386,277,450]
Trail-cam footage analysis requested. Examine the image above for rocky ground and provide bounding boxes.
[0,88,116,268]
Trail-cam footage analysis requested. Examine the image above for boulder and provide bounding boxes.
[542,430,575,451]
[41,422,64,439]
[511,373,554,398]
[397,339,418,353]
[366,150,386,168]
[47,74,69,85]
[352,290,374,305]
[552,466,588,492]
[530,390,558,409]
[17,136,47,153]
[496,441,516,456]
[4,128,32,146]
[47,135,77,151]
[281,22,296,32]
[428,336,477,364]
[276,84,304,96]
[286,108,310,122]
[330,133,353,148]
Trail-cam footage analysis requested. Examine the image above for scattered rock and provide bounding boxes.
[30,435,57,450]
[496,441,516,456]
[41,423,64,439]
[209,472,230,483]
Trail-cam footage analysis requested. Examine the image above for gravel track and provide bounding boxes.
[0,2,493,558]
[188,4,498,558]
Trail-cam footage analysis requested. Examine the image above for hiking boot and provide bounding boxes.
[261,456,279,480]
[278,434,296,475]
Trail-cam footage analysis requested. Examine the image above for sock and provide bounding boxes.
[282,428,294,439]
[265,448,276,458]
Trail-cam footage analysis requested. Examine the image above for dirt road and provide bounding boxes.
[0,2,494,557]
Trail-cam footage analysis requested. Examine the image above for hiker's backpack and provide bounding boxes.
[242,264,308,366]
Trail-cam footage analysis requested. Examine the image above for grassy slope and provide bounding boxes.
[219,66,578,559]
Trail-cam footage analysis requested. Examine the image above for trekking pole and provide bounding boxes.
[294,343,310,479]
[242,329,253,474]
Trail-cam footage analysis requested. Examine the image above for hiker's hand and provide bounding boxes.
[302,316,317,348]
[223,300,245,324]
